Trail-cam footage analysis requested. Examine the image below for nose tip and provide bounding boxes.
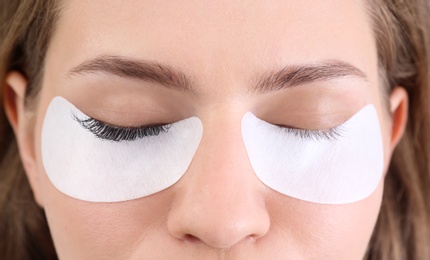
[168,201,270,248]
[167,174,271,249]
[168,201,270,249]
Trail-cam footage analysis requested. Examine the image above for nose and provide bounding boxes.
[167,125,270,249]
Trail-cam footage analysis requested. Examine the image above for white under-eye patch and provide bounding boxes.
[241,105,384,204]
[41,96,202,202]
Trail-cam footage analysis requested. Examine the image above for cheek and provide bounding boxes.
[267,179,383,258]
[36,162,172,259]
[379,111,395,175]
[33,128,171,259]
[369,90,393,175]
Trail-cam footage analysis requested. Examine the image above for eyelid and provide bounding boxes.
[74,113,171,129]
[72,113,172,142]
[275,124,345,141]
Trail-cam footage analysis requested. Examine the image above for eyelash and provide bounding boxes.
[72,114,172,142]
[278,125,344,141]
[73,113,342,142]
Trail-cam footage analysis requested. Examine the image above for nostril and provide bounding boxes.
[245,234,258,243]
[183,234,201,244]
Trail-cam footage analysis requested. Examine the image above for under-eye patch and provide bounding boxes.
[41,96,203,202]
[241,105,384,204]
[42,96,383,205]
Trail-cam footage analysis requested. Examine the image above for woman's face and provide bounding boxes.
[10,0,407,259]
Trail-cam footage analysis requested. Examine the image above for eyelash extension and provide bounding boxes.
[72,114,172,142]
[279,125,344,141]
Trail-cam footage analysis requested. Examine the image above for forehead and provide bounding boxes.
[47,0,377,91]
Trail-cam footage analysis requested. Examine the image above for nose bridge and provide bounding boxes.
[167,118,270,249]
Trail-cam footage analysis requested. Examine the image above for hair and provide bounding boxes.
[365,1,430,259]
[0,1,60,259]
[0,0,429,259]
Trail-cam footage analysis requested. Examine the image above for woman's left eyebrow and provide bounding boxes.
[68,55,368,95]
[251,59,369,94]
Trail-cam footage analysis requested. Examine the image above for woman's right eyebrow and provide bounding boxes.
[67,54,197,94]
[67,55,369,95]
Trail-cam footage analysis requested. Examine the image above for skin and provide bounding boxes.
[4,0,408,259]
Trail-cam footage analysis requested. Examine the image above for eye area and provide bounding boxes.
[73,111,343,142]
[276,124,344,141]
[72,114,172,142]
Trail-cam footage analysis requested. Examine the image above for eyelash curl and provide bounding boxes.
[279,125,344,141]
[73,113,342,142]
[72,114,172,142]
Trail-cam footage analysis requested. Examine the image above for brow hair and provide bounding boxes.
[252,60,368,94]
[68,56,368,94]
[69,55,195,93]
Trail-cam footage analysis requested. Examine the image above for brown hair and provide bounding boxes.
[0,0,429,259]
[365,1,430,259]
[0,1,59,259]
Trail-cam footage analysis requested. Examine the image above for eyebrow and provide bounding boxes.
[68,55,368,95]
[252,60,368,94]
[69,55,194,93]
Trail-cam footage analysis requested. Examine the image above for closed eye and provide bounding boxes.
[72,113,172,142]
[276,124,344,141]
